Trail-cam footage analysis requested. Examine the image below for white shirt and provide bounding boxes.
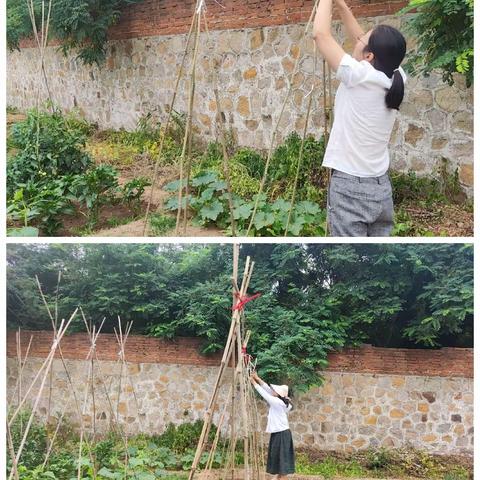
[322,54,407,177]
[254,381,292,433]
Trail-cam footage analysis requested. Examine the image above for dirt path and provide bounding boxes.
[93,218,223,237]
[193,471,415,480]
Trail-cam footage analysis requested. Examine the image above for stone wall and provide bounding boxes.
[6,331,473,456]
[7,0,474,194]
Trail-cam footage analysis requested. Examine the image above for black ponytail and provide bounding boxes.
[364,25,407,110]
[385,70,405,110]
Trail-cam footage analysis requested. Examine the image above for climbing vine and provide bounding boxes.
[7,0,143,65]
[401,0,474,87]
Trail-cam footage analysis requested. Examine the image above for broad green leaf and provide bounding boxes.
[199,199,224,221]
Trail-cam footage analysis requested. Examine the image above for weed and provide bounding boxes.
[106,215,140,229]
[149,213,176,235]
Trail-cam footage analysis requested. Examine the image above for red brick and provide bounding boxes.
[18,0,407,48]
[6,330,473,377]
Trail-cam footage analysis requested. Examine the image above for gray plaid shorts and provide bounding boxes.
[327,170,394,237]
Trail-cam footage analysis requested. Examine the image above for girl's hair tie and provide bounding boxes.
[393,68,400,73]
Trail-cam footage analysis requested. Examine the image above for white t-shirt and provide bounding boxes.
[322,54,407,177]
[254,381,292,433]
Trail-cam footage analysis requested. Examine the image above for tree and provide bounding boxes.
[400,0,474,87]
[7,0,143,65]
[7,243,473,391]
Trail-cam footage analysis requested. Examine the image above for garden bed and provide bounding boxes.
[6,109,473,237]
[8,413,472,480]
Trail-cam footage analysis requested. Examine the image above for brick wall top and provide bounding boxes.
[18,0,408,48]
[107,0,408,39]
[7,330,473,378]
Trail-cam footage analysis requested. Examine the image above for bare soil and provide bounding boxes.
[195,470,417,480]
[57,202,145,236]
[400,202,473,237]
[93,218,223,237]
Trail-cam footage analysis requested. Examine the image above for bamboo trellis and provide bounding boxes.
[188,244,266,480]
[143,0,335,237]
[7,284,145,480]
[8,249,269,479]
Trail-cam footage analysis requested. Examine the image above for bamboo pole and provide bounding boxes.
[246,0,321,236]
[9,330,33,410]
[76,319,105,480]
[285,44,318,236]
[8,314,76,480]
[6,422,19,480]
[176,0,202,235]
[235,326,249,480]
[203,10,237,236]
[181,7,203,234]
[8,309,78,426]
[143,13,197,235]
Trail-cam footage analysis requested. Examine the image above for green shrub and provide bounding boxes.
[269,132,326,196]
[70,165,119,226]
[121,177,151,213]
[228,161,261,198]
[233,148,265,178]
[8,410,48,471]
[154,420,215,454]
[7,0,144,66]
[365,447,393,469]
[400,0,473,86]
[7,180,75,235]
[44,450,77,478]
[7,108,92,195]
[7,108,147,235]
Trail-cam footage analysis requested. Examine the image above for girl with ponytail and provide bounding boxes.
[313,0,407,236]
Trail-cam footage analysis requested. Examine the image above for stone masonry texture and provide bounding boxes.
[6,1,473,193]
[7,331,473,456]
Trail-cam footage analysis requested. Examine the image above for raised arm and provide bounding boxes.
[250,373,283,406]
[252,382,284,407]
[251,372,275,394]
[312,0,347,71]
[334,0,364,44]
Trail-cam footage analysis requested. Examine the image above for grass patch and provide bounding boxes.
[149,213,176,235]
[297,453,366,478]
[86,140,140,166]
[297,447,472,479]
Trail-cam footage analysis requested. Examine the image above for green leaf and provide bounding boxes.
[233,203,253,220]
[7,226,39,237]
[287,218,305,236]
[253,211,275,230]
[192,172,218,186]
[13,189,24,201]
[271,198,291,212]
[199,199,224,221]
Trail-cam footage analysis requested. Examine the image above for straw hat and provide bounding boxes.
[271,384,289,398]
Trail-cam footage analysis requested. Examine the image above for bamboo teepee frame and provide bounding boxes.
[8,248,265,479]
[7,282,145,480]
[188,244,265,480]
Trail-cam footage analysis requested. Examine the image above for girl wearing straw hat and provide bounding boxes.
[313,0,407,236]
[250,371,295,479]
